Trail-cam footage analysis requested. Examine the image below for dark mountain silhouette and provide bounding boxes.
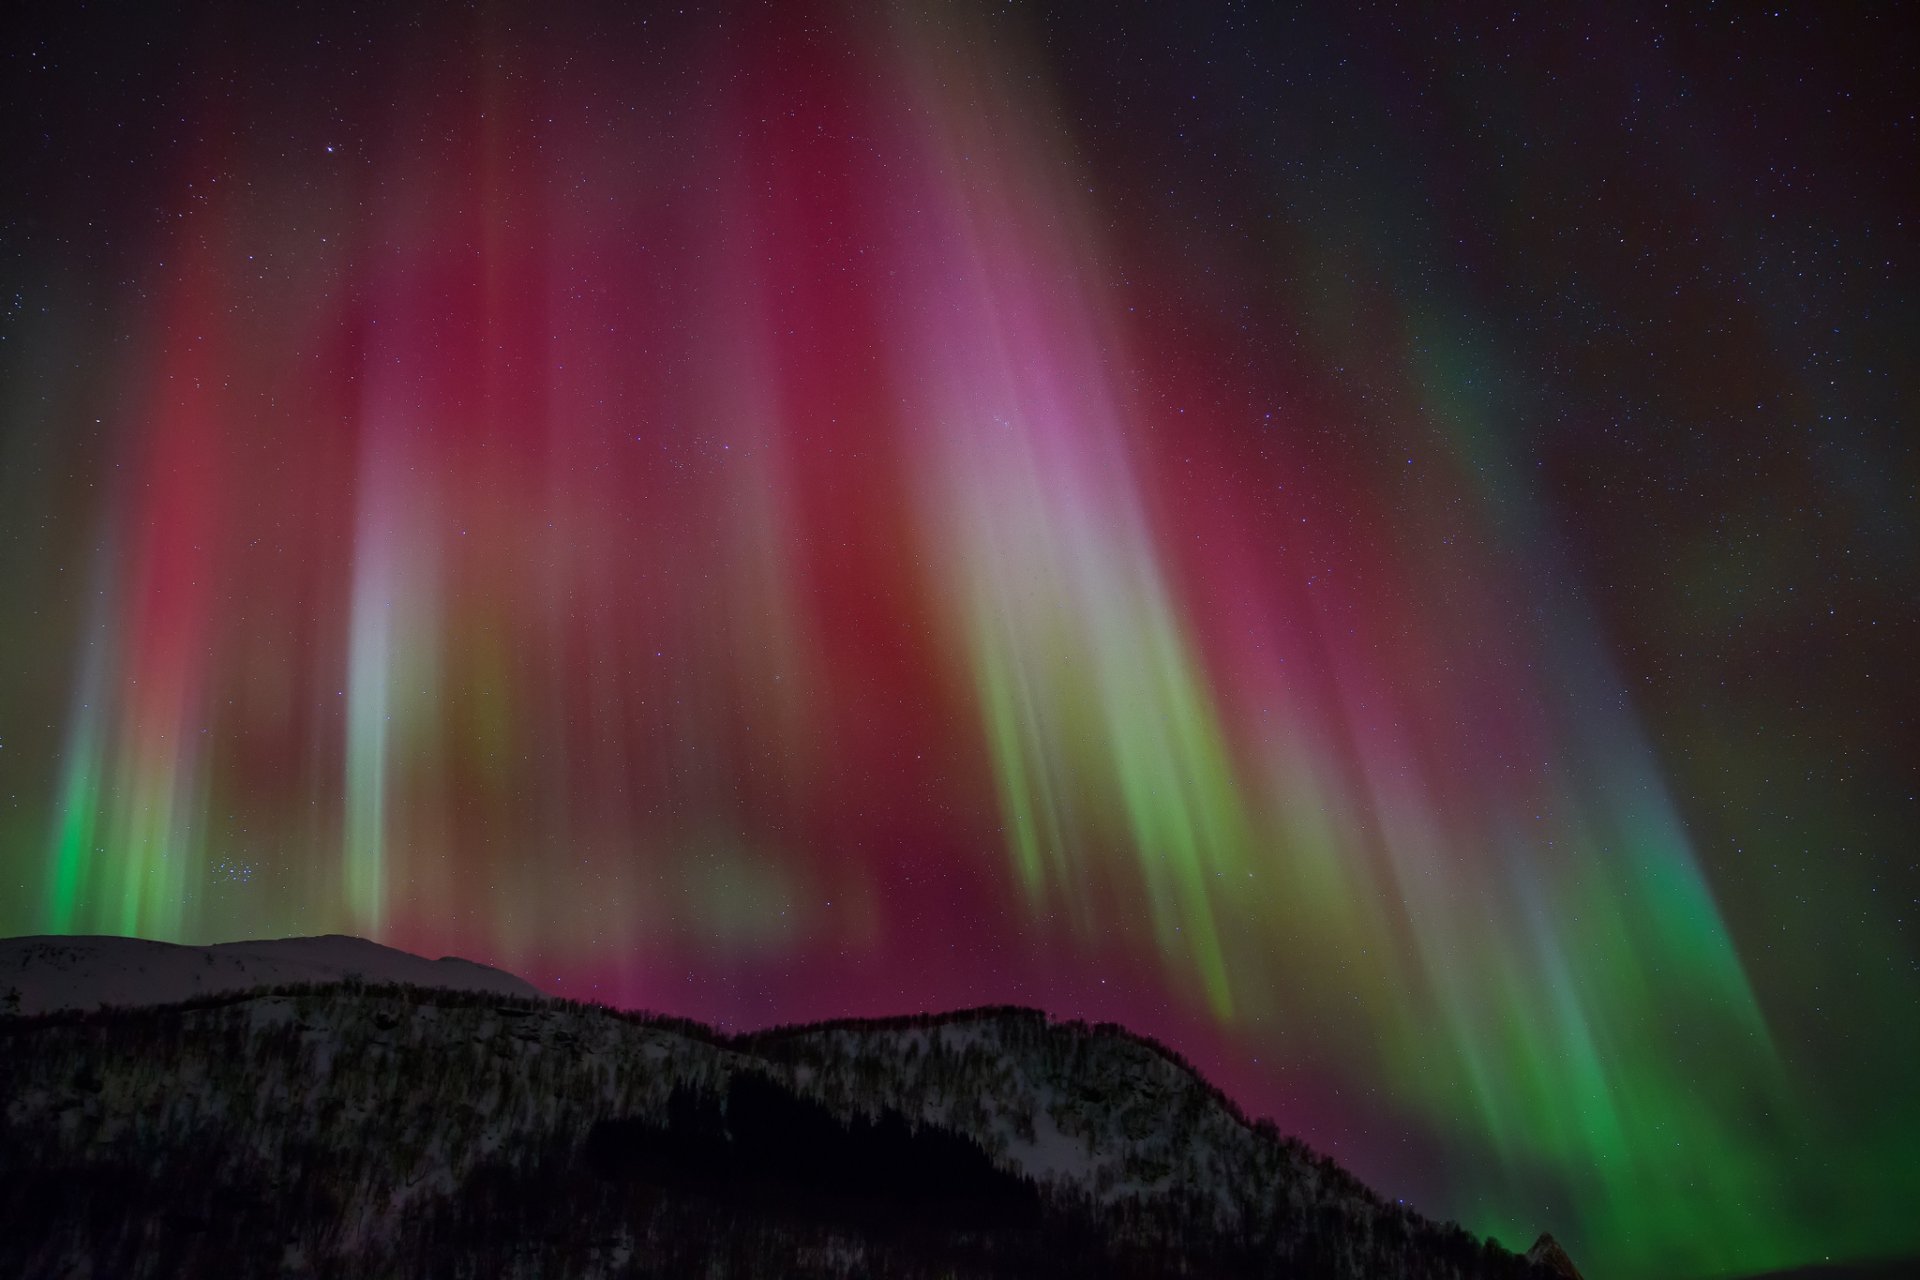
[1721,1264,1920,1280]
[0,933,539,1013]
[1526,1233,1584,1279]
[1,935,1572,1278]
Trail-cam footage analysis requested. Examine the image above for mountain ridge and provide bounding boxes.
[0,933,540,1015]
[2,935,1568,1278]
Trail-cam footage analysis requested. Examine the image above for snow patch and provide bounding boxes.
[0,934,541,1014]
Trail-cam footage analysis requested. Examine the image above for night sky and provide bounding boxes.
[2,3,1915,1276]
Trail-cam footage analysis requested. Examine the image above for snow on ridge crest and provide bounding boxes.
[0,933,541,1015]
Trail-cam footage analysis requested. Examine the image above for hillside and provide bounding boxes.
[0,934,539,1015]
[0,936,1568,1278]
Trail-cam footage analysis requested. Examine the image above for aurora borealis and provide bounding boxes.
[3,3,1916,1276]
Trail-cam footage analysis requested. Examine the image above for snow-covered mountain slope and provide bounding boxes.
[1525,1233,1585,1279]
[0,933,539,1014]
[744,1010,1381,1225]
[0,937,1569,1278]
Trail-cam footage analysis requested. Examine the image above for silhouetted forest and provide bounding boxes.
[583,1074,1044,1231]
[2,982,1560,1278]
